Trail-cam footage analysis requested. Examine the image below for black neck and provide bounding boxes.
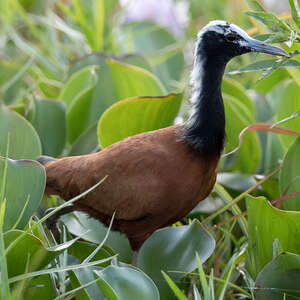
[183,51,226,156]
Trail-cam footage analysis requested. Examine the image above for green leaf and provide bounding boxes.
[68,123,99,156]
[224,95,261,173]
[138,220,215,299]
[70,267,105,300]
[246,195,300,277]
[28,99,66,157]
[0,158,45,231]
[98,93,182,148]
[245,11,291,33]
[23,275,54,300]
[68,240,112,266]
[59,65,98,107]
[255,252,300,300]
[229,59,300,74]
[61,212,132,263]
[222,77,255,116]
[288,0,300,28]
[277,82,300,148]
[162,271,187,300]
[0,105,41,160]
[120,22,185,91]
[67,58,165,143]
[279,137,300,210]
[5,230,58,279]
[95,265,160,300]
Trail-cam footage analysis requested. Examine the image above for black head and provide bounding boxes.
[196,20,289,62]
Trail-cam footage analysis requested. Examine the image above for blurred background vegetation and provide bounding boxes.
[1,0,300,299]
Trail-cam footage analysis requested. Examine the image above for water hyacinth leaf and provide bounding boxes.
[70,267,105,300]
[4,230,58,279]
[59,65,98,107]
[119,22,185,91]
[277,82,300,148]
[69,123,99,156]
[138,220,215,299]
[217,172,256,191]
[98,93,183,148]
[246,195,300,277]
[255,252,300,300]
[224,95,261,173]
[23,275,54,300]
[222,77,254,115]
[0,105,41,160]
[67,58,165,143]
[106,59,165,99]
[68,240,112,266]
[0,158,45,231]
[61,212,132,263]
[95,265,160,300]
[254,68,289,93]
[28,99,66,157]
[279,137,300,210]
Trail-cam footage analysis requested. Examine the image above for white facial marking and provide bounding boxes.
[197,20,251,42]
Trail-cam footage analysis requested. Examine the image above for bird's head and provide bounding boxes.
[196,20,289,62]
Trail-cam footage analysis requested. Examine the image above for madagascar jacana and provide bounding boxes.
[38,21,288,253]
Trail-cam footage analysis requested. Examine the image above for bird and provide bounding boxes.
[38,21,288,254]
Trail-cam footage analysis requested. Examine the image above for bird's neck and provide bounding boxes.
[183,53,226,156]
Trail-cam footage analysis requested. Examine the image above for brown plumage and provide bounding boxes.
[42,125,218,250]
[39,21,288,251]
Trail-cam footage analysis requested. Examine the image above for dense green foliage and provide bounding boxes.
[1,0,300,299]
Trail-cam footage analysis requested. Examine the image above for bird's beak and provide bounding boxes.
[247,38,290,57]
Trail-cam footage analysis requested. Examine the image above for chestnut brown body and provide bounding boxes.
[43,125,219,250]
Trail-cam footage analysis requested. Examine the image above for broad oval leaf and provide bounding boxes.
[28,99,66,157]
[277,82,300,148]
[0,158,45,231]
[222,77,254,116]
[0,104,41,159]
[255,252,300,300]
[5,230,58,278]
[279,137,300,210]
[98,93,182,148]
[67,58,165,143]
[69,123,100,156]
[246,195,300,278]
[95,265,160,300]
[138,220,215,299]
[61,212,132,263]
[119,22,185,91]
[60,65,98,107]
[224,95,261,173]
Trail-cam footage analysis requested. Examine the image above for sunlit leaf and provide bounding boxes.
[60,65,98,107]
[67,58,165,143]
[279,137,300,210]
[277,82,300,148]
[247,195,300,277]
[98,93,182,148]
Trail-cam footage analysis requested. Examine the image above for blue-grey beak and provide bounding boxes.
[247,38,289,57]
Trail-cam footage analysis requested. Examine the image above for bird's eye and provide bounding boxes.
[226,33,238,42]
